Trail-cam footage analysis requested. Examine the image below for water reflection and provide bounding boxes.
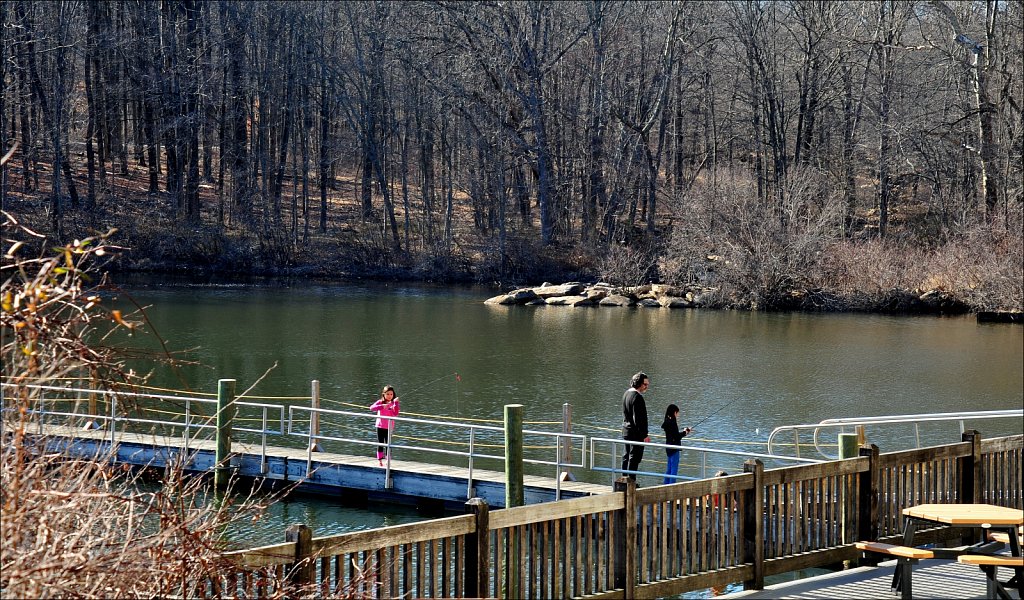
[222,488,425,548]
[111,280,1022,492]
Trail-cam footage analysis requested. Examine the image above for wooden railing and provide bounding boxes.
[217,431,1022,598]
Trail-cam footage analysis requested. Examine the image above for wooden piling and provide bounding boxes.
[959,430,983,503]
[83,378,101,430]
[215,379,236,489]
[857,444,880,545]
[504,404,524,508]
[285,524,315,587]
[559,402,576,482]
[839,433,859,459]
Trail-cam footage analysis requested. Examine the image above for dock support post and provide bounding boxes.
[742,459,765,591]
[839,432,859,567]
[464,498,490,598]
[559,403,576,482]
[215,379,236,490]
[309,380,322,452]
[959,430,984,545]
[286,524,315,588]
[83,377,101,430]
[613,477,637,598]
[504,404,524,508]
[857,444,880,551]
[504,404,523,600]
[959,430,982,503]
[839,433,859,459]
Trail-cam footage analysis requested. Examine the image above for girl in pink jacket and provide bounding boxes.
[370,385,400,465]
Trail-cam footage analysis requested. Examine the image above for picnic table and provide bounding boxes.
[900,503,1023,598]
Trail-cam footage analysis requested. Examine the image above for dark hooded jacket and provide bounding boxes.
[661,414,687,455]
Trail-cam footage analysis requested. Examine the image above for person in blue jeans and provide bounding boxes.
[661,403,691,484]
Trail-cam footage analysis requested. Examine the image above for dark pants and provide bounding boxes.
[621,435,645,480]
[376,427,390,460]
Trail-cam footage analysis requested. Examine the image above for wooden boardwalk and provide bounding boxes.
[724,557,1019,599]
[37,423,609,508]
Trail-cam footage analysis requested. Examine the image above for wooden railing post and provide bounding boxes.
[741,459,764,591]
[464,497,490,598]
[959,430,983,503]
[613,476,637,598]
[285,524,315,589]
[857,444,880,546]
[215,379,236,490]
[504,404,524,508]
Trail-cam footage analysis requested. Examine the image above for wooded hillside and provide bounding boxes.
[1,1,1021,311]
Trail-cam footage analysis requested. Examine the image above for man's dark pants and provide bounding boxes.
[621,435,645,481]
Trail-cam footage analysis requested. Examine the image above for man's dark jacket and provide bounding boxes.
[622,389,648,440]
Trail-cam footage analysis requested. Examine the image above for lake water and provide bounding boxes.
[113,278,1023,547]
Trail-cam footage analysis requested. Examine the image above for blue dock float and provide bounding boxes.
[37,424,608,511]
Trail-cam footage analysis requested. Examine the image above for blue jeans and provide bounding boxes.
[664,451,680,484]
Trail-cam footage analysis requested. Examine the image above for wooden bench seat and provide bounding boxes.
[856,541,936,599]
[958,555,1024,567]
[855,541,935,560]
[957,555,1023,599]
[987,531,1024,545]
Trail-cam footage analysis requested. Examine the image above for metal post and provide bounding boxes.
[559,403,576,482]
[384,428,393,489]
[108,394,117,447]
[215,379,236,489]
[611,441,618,486]
[259,408,268,475]
[555,436,562,500]
[504,404,524,508]
[183,397,191,456]
[309,380,322,452]
[467,428,476,499]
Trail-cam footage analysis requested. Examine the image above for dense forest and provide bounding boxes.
[1,1,1021,311]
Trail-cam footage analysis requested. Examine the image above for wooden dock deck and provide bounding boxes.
[724,557,1019,599]
[37,423,609,509]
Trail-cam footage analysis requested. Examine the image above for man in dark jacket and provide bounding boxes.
[621,372,650,482]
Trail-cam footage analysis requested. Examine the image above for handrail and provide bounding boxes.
[767,409,1024,460]
[1,382,285,471]
[288,405,586,499]
[588,435,821,484]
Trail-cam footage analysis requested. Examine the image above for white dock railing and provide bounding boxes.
[767,409,1024,459]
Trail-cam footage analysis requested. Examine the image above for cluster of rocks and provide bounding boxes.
[484,282,716,308]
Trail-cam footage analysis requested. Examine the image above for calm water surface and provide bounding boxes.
[114,279,1023,546]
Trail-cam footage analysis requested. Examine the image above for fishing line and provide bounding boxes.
[691,397,743,430]
[399,372,461,400]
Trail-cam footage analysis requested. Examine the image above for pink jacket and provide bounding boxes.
[370,398,400,430]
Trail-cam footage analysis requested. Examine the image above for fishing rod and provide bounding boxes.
[690,397,743,430]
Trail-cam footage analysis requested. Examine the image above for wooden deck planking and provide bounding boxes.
[723,558,1019,599]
